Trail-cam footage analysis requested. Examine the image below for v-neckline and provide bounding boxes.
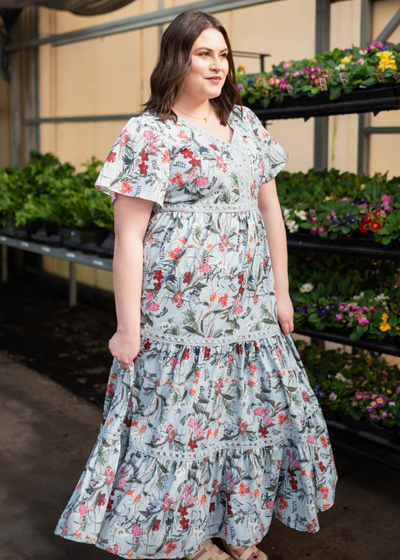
[175,111,237,146]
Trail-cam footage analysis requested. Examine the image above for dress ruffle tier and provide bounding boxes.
[54,332,338,559]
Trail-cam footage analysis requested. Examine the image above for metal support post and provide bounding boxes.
[314,0,330,171]
[358,0,373,175]
[1,245,8,284]
[69,262,77,307]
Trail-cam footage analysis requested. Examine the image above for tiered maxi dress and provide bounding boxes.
[54,104,338,558]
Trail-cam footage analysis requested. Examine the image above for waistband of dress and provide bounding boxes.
[154,200,258,213]
[139,323,282,346]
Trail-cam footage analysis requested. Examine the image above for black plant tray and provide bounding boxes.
[334,412,398,442]
[31,222,63,247]
[0,222,30,240]
[244,83,400,120]
[94,231,115,257]
[286,230,400,260]
[294,325,400,357]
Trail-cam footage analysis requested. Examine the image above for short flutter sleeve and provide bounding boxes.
[95,115,170,209]
[246,107,290,183]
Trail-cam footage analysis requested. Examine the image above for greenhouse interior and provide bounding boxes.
[1,1,400,559]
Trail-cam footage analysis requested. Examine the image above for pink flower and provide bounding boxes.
[189,170,198,180]
[117,477,125,488]
[188,418,198,428]
[195,427,204,438]
[143,130,155,140]
[149,141,158,152]
[234,305,243,314]
[283,61,291,69]
[196,176,209,187]
[307,435,315,444]
[147,302,159,312]
[266,500,274,512]
[263,414,273,425]
[186,493,195,505]
[358,316,369,326]
[254,407,265,416]
[292,459,300,469]
[118,130,130,146]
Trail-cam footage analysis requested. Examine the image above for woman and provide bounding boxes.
[54,9,338,560]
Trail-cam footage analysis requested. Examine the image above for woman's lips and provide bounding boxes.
[207,77,222,83]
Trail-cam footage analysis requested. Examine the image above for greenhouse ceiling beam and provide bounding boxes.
[5,0,283,52]
[374,7,400,43]
[358,0,373,175]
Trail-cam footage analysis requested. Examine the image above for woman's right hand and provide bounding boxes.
[108,330,141,370]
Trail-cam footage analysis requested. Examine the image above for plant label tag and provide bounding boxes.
[339,72,348,85]
[319,77,328,91]
[376,73,385,83]
[286,84,293,94]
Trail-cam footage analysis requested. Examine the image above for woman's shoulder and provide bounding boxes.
[120,111,167,138]
[231,103,258,129]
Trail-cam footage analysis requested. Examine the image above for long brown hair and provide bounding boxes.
[141,10,243,126]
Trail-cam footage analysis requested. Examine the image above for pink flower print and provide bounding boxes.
[145,292,154,302]
[105,470,116,485]
[183,485,190,492]
[233,297,238,308]
[254,407,265,416]
[260,160,265,171]
[195,426,204,438]
[149,141,158,152]
[186,493,195,505]
[143,130,155,140]
[78,504,91,523]
[118,130,130,146]
[250,180,256,197]
[302,390,310,402]
[263,413,273,425]
[170,357,179,369]
[238,420,248,435]
[247,112,252,122]
[106,543,121,554]
[291,459,300,469]
[162,493,173,512]
[214,378,224,396]
[227,356,234,365]
[274,348,283,363]
[234,305,243,315]
[199,256,212,274]
[196,175,209,187]
[147,302,159,312]
[189,170,199,181]
[107,151,117,163]
[213,482,221,495]
[229,480,235,491]
[131,526,146,544]
[117,477,126,488]
[166,428,177,443]
[218,234,229,252]
[286,449,294,458]
[266,500,274,512]
[188,418,198,428]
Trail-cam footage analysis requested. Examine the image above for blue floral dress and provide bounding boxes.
[54,104,338,558]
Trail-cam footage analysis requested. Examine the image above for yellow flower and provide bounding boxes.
[324,196,333,201]
[340,56,352,65]
[396,326,400,330]
[377,51,393,60]
[379,321,391,332]
[386,389,393,394]
[382,313,389,320]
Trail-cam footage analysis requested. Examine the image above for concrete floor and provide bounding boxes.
[1,351,400,560]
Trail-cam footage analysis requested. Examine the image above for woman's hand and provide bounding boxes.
[276,291,294,336]
[108,330,141,370]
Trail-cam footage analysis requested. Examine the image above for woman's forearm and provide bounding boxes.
[112,234,143,335]
[260,206,289,296]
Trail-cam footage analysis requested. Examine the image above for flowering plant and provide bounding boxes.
[296,339,400,432]
[289,253,400,341]
[236,42,400,107]
[278,168,400,245]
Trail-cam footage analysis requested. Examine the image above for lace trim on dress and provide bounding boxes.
[153,199,259,213]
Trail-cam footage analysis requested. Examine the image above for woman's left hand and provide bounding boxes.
[276,291,294,336]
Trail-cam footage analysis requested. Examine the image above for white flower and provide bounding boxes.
[335,373,347,382]
[245,320,253,330]
[158,322,170,332]
[298,210,307,221]
[335,63,346,71]
[288,223,299,233]
[300,283,314,293]
[286,219,296,227]
[389,402,395,406]
[374,293,389,303]
[283,208,291,218]
[353,292,364,301]
[359,48,367,55]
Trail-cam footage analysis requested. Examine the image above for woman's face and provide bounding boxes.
[182,28,230,102]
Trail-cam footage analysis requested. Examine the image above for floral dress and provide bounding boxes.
[54,104,338,558]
